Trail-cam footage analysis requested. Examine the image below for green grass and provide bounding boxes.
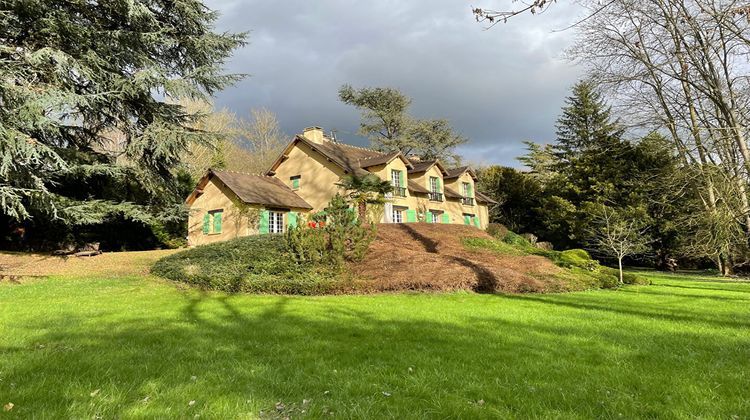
[1,273,749,418]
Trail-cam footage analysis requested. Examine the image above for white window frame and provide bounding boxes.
[269,211,285,233]
[430,176,439,193]
[391,170,401,188]
[392,207,404,223]
[430,211,440,223]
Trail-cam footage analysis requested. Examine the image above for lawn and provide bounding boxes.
[0,271,749,418]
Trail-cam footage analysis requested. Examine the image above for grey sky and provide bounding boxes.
[205,1,584,167]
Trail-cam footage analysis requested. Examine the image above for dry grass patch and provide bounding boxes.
[0,249,179,278]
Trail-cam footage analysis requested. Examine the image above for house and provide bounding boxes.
[186,126,496,246]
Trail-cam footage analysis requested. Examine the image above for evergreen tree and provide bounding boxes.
[554,81,624,164]
[338,84,466,163]
[0,1,245,249]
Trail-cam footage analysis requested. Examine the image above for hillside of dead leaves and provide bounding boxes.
[349,224,566,293]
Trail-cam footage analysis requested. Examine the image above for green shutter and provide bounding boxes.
[288,211,298,228]
[259,210,270,234]
[473,216,480,228]
[202,213,210,234]
[213,211,222,233]
[426,211,433,223]
[467,183,473,197]
[399,171,405,187]
[292,178,299,189]
[406,209,417,223]
[442,213,450,224]
[436,178,442,190]
[464,215,471,225]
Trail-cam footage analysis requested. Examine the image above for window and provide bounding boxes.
[392,207,404,223]
[203,210,223,235]
[391,170,401,187]
[430,176,440,192]
[290,175,301,190]
[390,170,406,197]
[462,182,472,197]
[429,210,440,224]
[269,211,284,233]
[429,176,443,202]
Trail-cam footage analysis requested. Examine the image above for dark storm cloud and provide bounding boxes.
[205,0,583,167]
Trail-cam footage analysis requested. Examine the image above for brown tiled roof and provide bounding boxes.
[270,135,414,177]
[359,151,405,168]
[207,170,312,209]
[475,191,498,205]
[407,159,448,175]
[407,179,430,194]
[444,187,463,200]
[444,166,478,180]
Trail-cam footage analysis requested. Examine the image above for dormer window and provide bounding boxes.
[391,170,406,197]
[290,175,301,190]
[429,176,443,202]
[462,182,475,206]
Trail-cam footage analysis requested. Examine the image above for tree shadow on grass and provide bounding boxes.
[657,283,750,294]
[618,287,750,302]
[3,290,750,418]
[500,292,750,329]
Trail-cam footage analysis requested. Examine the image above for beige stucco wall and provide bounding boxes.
[187,178,257,246]
[273,141,347,213]
[187,177,311,246]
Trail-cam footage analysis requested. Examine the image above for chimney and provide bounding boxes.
[303,126,325,144]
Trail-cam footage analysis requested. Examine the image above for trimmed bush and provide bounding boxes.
[151,235,341,294]
[557,249,598,270]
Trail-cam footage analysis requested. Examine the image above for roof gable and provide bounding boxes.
[407,159,448,176]
[444,166,478,181]
[187,169,312,209]
[267,135,412,176]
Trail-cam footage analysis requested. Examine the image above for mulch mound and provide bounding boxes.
[349,224,564,293]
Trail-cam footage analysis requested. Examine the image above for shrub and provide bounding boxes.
[557,249,598,270]
[502,231,532,248]
[241,271,342,295]
[599,267,651,285]
[286,194,376,268]
[151,235,341,294]
[486,223,509,239]
[462,237,524,255]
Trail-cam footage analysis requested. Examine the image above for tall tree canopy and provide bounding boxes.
[0,0,245,248]
[338,84,466,164]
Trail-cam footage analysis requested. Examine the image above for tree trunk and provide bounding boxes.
[618,257,624,285]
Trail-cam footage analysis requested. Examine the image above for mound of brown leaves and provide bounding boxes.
[349,224,564,293]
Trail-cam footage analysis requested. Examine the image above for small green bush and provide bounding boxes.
[557,249,598,270]
[286,194,376,268]
[502,231,532,248]
[486,223,509,239]
[598,267,651,285]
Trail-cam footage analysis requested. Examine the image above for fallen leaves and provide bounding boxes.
[90,389,100,397]
[3,403,13,412]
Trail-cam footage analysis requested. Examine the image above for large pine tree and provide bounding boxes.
[554,81,623,164]
[0,1,245,249]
